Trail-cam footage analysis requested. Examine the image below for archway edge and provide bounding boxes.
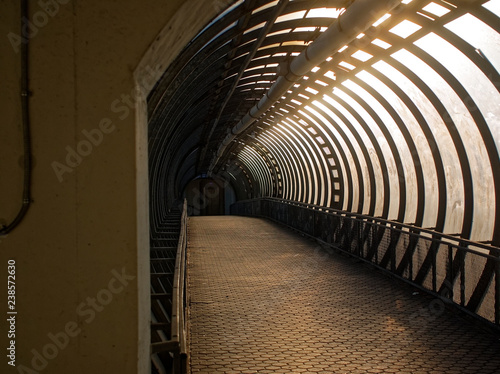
[133,1,235,371]
[135,0,236,96]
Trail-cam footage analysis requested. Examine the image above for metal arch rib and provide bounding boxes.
[210,0,402,172]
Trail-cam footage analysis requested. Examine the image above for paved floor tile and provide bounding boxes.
[187,217,500,373]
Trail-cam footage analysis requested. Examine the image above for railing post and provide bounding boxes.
[460,247,466,307]
[408,230,415,281]
[432,236,438,293]
[391,224,397,273]
[496,257,500,325]
[230,197,500,328]
[447,244,454,301]
[359,219,364,258]
[312,208,316,238]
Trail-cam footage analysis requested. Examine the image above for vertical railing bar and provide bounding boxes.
[432,238,438,293]
[358,219,362,258]
[230,198,500,328]
[150,200,187,372]
[448,244,454,301]
[368,221,372,262]
[496,257,500,325]
[409,230,414,281]
[313,209,316,238]
[391,225,397,273]
[460,247,466,307]
[171,199,188,372]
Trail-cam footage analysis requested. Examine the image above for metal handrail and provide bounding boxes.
[151,199,188,373]
[232,197,500,328]
[235,197,500,255]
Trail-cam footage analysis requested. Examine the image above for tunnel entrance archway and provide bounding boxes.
[140,1,500,369]
[184,177,236,216]
[147,0,500,245]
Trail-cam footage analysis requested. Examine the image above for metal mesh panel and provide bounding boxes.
[477,274,496,323]
[230,198,499,326]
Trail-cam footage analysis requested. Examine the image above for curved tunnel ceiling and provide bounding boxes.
[148,0,500,245]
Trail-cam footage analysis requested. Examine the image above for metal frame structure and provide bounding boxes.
[147,0,500,359]
[150,200,188,374]
[231,197,500,329]
[149,0,500,248]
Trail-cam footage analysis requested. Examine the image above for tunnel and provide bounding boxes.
[1,0,500,373]
[146,0,500,371]
[148,0,500,244]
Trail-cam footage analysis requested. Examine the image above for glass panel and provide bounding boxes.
[372,38,392,49]
[482,0,500,17]
[322,94,384,216]
[445,13,500,73]
[252,0,278,15]
[373,60,439,229]
[243,146,273,195]
[251,135,286,198]
[244,22,266,35]
[238,150,267,195]
[248,146,274,196]
[194,0,244,41]
[306,8,342,18]
[391,49,465,237]
[341,79,403,221]
[294,111,334,207]
[287,118,332,206]
[305,87,319,95]
[373,13,391,27]
[339,61,356,70]
[258,43,281,51]
[414,33,497,241]
[356,70,420,224]
[294,27,318,33]
[324,71,337,80]
[276,11,307,23]
[327,89,387,216]
[351,50,373,62]
[273,124,315,204]
[279,120,326,206]
[306,104,363,214]
[245,65,266,73]
[282,41,307,47]
[422,2,450,17]
[390,20,422,39]
[299,109,348,209]
[268,29,292,37]
[203,21,238,48]
[260,131,301,201]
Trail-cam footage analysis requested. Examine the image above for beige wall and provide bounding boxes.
[0,0,230,373]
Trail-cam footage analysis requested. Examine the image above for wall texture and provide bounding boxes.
[0,0,221,372]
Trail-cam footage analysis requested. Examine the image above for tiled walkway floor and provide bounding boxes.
[187,216,500,374]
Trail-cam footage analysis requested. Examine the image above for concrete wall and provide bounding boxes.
[0,1,230,373]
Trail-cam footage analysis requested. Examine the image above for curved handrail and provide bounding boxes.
[235,197,500,256]
[232,197,500,328]
[171,199,188,363]
[151,199,188,373]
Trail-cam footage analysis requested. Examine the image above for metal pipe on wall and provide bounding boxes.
[0,0,32,236]
[209,0,402,173]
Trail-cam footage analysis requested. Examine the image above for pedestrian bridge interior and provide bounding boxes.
[148,0,500,372]
[150,0,499,246]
